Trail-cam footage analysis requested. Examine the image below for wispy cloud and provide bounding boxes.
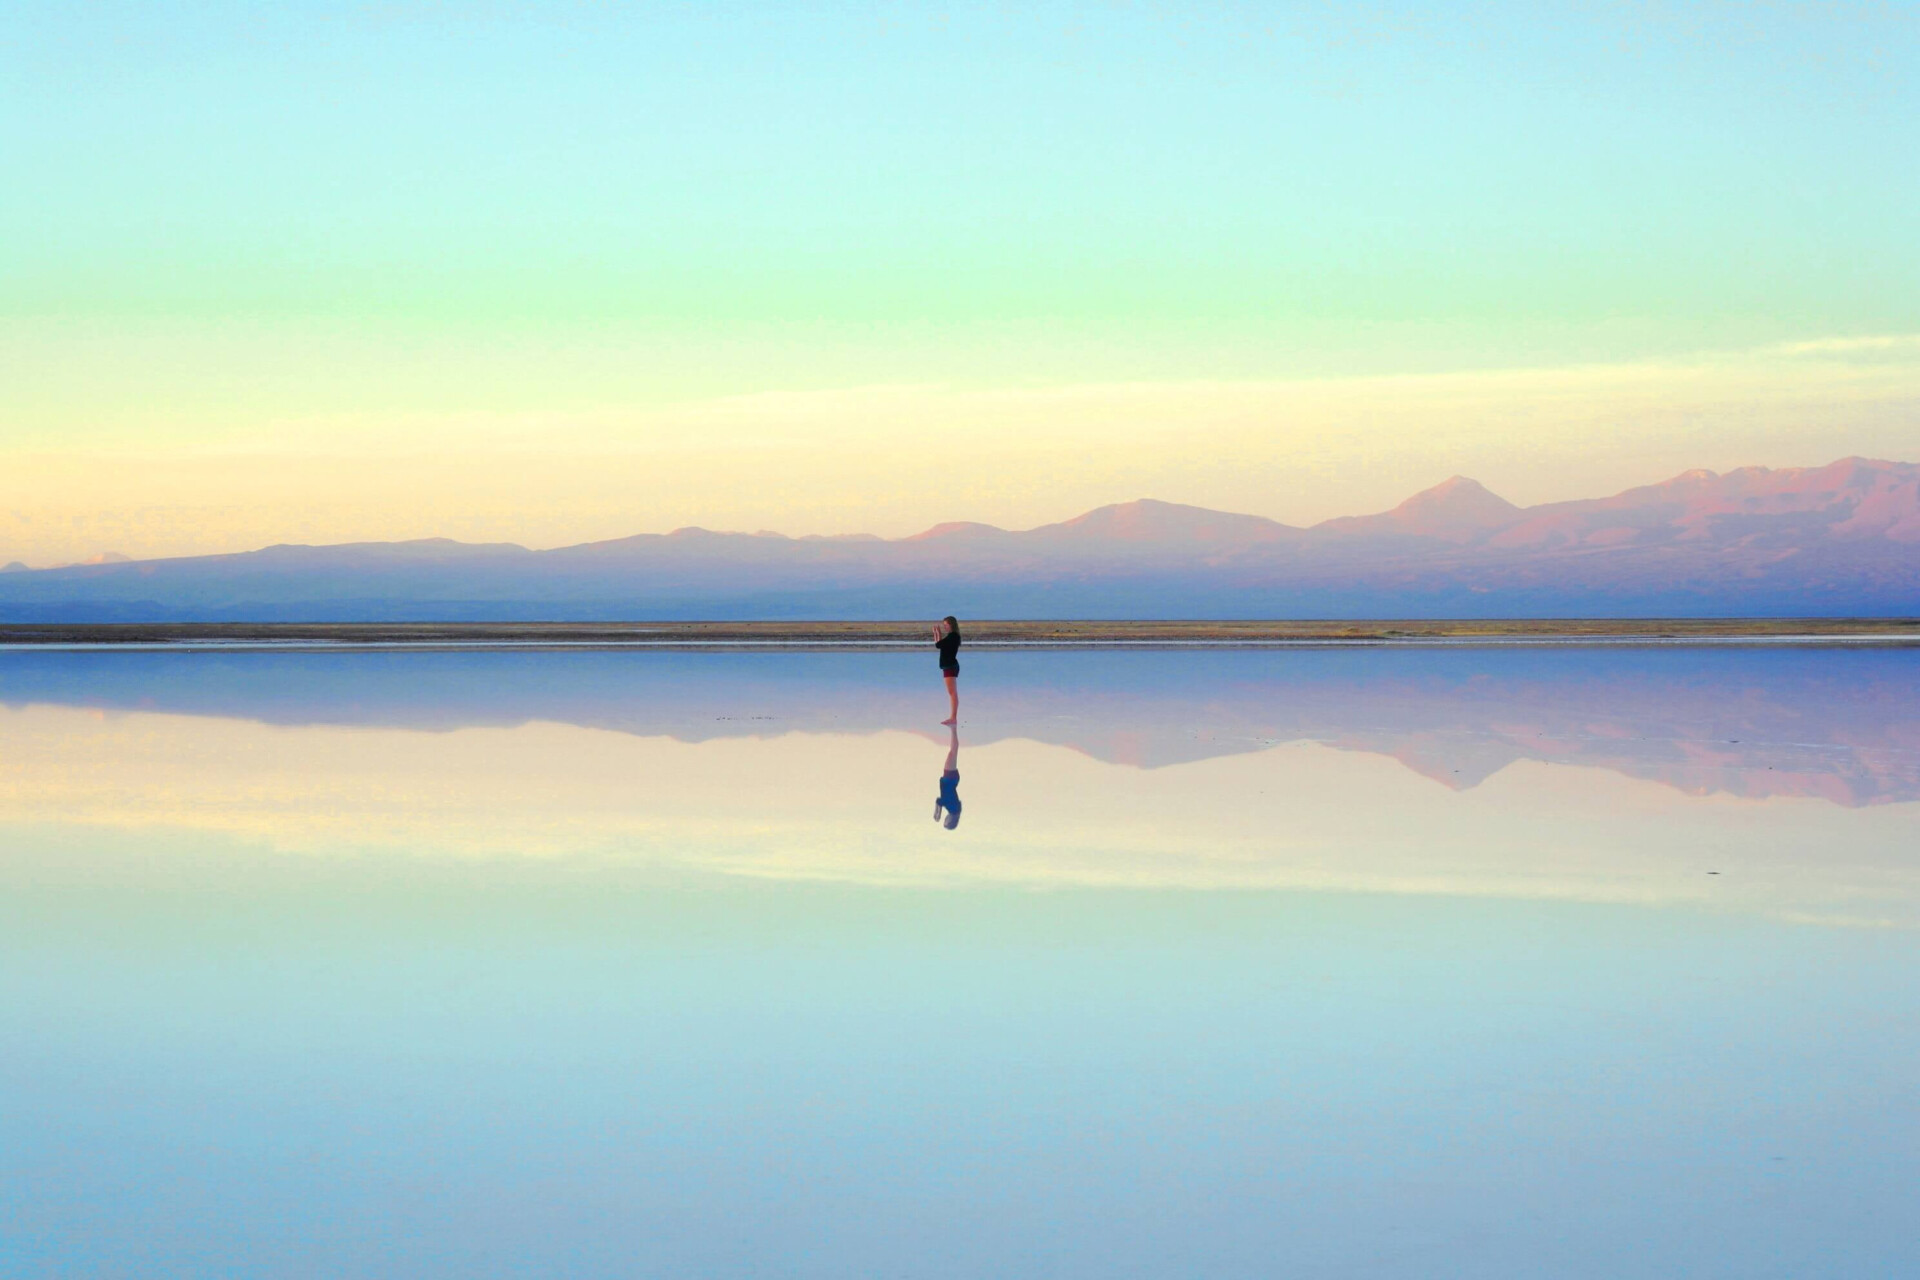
[1774,334,1920,356]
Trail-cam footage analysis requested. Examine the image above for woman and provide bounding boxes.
[933,614,961,725]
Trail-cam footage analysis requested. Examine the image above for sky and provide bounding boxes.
[3,1,1917,565]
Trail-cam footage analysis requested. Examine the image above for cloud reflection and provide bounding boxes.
[1,648,1916,927]
[4,647,1916,803]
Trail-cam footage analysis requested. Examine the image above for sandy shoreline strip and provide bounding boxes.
[3,619,1918,650]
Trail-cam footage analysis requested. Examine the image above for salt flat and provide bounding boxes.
[4,616,1920,649]
[2,646,1916,1278]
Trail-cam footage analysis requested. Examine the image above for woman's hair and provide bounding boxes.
[943,615,961,638]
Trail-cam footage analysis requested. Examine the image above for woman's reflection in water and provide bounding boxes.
[934,723,962,830]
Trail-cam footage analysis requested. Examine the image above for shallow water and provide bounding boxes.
[2,647,1917,1278]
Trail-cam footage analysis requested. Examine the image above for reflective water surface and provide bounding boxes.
[3,647,1917,1277]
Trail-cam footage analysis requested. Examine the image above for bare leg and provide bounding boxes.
[942,674,958,724]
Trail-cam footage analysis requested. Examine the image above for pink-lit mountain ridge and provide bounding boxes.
[3,458,1917,620]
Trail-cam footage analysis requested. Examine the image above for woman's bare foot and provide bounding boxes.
[940,716,956,726]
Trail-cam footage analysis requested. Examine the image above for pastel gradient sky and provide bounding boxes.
[4,2,1917,564]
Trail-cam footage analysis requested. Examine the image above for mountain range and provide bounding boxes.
[4,457,1918,620]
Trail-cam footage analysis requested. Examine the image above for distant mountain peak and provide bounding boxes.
[1317,475,1522,543]
[907,521,1009,542]
[1,561,27,573]
[1040,499,1297,543]
[1400,474,1516,507]
[1388,478,1524,540]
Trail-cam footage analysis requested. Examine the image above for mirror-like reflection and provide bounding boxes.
[935,724,962,830]
[2,647,1917,1278]
[4,646,1917,802]
[2,648,1916,924]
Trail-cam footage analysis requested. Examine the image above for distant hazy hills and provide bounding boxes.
[5,457,1918,620]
